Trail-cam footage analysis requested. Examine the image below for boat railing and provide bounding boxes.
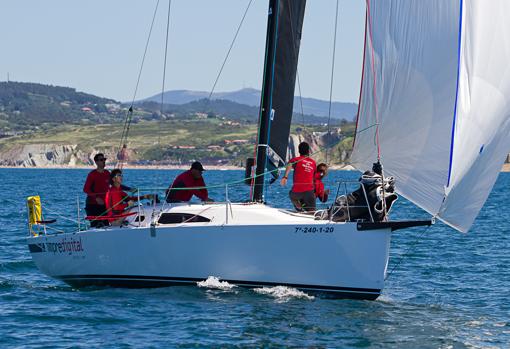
[326,179,378,223]
[123,179,378,226]
[139,178,377,224]
[27,178,378,236]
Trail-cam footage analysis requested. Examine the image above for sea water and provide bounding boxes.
[1,168,509,347]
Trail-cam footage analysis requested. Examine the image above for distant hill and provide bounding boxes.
[142,88,358,120]
[138,98,341,125]
[0,82,347,136]
[0,81,358,166]
[0,81,122,132]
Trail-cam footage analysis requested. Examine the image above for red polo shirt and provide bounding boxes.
[167,170,208,202]
[83,169,110,205]
[105,186,131,215]
[289,156,316,193]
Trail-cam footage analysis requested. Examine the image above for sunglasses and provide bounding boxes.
[96,158,106,162]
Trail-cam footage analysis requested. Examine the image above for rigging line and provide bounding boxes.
[159,0,173,146]
[261,0,281,200]
[86,191,146,223]
[117,108,133,170]
[355,123,378,134]
[264,0,297,201]
[262,0,303,198]
[384,226,430,281]
[38,205,82,225]
[296,72,306,130]
[285,0,305,131]
[117,0,161,168]
[208,0,254,101]
[252,1,276,200]
[365,0,381,161]
[326,0,340,164]
[249,144,258,200]
[351,9,368,151]
[130,0,161,108]
[137,140,344,192]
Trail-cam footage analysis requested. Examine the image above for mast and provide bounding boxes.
[253,0,279,202]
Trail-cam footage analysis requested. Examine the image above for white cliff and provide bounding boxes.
[0,144,117,167]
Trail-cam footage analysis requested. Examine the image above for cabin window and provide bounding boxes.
[158,213,210,224]
[134,215,145,222]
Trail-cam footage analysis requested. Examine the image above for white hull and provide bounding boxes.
[28,203,393,300]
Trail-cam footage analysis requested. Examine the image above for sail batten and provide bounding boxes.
[352,0,510,233]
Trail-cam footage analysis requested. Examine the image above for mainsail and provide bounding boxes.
[267,0,306,167]
[253,0,306,201]
[351,0,510,232]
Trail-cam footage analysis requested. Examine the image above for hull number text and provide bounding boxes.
[295,226,334,234]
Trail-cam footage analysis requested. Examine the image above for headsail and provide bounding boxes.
[351,0,510,232]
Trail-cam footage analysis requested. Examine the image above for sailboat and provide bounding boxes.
[26,0,510,300]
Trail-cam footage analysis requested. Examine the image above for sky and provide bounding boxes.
[0,0,365,103]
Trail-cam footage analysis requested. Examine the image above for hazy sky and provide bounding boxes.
[1,0,365,102]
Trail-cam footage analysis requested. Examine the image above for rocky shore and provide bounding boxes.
[0,143,508,171]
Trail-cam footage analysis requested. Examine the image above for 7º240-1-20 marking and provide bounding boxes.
[294,226,334,234]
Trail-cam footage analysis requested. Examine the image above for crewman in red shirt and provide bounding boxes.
[280,142,317,212]
[83,153,110,227]
[314,163,330,203]
[166,162,212,203]
[105,169,151,225]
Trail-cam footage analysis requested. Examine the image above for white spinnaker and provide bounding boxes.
[351,1,461,218]
[439,0,510,232]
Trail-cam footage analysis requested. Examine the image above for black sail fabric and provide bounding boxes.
[267,0,306,176]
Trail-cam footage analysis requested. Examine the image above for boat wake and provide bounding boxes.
[376,294,394,303]
[197,276,237,290]
[254,286,314,301]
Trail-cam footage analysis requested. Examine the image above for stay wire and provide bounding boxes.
[117,0,161,168]
[257,0,306,198]
[384,226,430,281]
[286,0,306,132]
[159,0,173,146]
[365,0,381,161]
[326,0,340,164]
[138,139,343,193]
[41,204,82,225]
[129,0,161,108]
[296,72,306,131]
[208,0,254,101]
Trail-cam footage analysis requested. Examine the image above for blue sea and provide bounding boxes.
[1,168,509,348]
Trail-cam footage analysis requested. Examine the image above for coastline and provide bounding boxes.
[0,164,244,170]
[0,163,508,171]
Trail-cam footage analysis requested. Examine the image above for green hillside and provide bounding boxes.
[0,81,355,165]
[0,81,122,132]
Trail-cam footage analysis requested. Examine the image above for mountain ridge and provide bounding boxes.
[142,88,358,120]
